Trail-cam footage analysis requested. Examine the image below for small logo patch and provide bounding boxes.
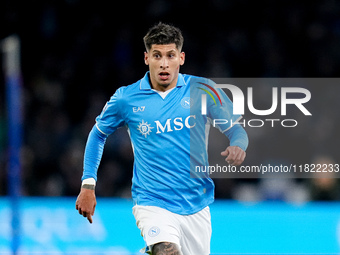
[133,106,145,112]
[137,120,154,138]
[181,97,193,109]
[148,226,160,237]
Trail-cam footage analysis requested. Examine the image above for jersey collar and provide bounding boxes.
[139,72,186,90]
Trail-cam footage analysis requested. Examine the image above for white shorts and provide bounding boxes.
[132,205,211,255]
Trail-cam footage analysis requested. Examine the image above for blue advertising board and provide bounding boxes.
[0,197,340,254]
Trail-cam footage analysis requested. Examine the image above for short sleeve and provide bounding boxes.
[95,87,126,135]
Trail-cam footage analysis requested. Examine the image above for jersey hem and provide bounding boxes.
[133,198,214,216]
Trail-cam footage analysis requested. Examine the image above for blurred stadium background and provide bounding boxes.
[1,0,340,254]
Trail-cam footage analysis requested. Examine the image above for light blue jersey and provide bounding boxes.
[83,72,248,215]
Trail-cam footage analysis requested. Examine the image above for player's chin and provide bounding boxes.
[157,79,171,87]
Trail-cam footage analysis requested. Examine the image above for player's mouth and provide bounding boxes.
[159,72,170,81]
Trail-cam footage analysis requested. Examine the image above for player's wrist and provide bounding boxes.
[81,178,96,190]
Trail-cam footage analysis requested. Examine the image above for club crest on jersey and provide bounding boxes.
[148,226,160,237]
[137,120,153,138]
[181,97,193,109]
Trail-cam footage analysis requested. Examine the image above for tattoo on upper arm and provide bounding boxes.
[152,242,181,255]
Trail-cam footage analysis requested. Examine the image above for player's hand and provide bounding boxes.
[221,146,246,166]
[75,187,97,224]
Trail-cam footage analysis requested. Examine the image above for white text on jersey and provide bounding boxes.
[154,115,196,134]
[133,106,145,112]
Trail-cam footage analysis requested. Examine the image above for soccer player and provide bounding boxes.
[76,22,248,255]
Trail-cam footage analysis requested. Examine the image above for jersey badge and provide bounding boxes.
[137,120,154,138]
[180,97,193,109]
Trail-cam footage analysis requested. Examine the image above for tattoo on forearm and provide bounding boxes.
[82,184,95,190]
[152,242,181,255]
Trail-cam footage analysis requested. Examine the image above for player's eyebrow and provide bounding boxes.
[166,49,177,54]
[152,50,162,54]
[151,49,177,54]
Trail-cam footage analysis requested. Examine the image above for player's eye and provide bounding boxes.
[154,54,161,58]
[168,54,175,58]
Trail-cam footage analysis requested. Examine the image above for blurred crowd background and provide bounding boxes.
[1,0,340,201]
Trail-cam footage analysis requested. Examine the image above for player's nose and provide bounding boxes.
[160,57,169,69]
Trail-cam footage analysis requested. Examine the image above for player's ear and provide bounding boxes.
[180,52,185,66]
[144,52,149,65]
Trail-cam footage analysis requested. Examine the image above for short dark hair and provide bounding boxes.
[143,22,184,52]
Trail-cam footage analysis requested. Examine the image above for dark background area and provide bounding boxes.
[1,0,340,201]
